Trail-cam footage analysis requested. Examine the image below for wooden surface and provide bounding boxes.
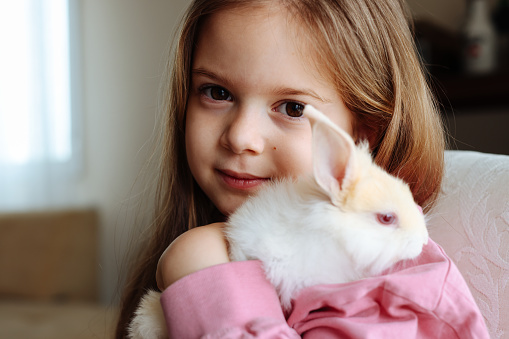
[0,209,99,302]
[0,300,117,339]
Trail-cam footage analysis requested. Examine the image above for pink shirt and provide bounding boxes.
[160,239,489,338]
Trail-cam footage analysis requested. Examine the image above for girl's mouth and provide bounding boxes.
[217,169,269,190]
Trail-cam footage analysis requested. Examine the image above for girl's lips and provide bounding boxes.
[217,169,269,190]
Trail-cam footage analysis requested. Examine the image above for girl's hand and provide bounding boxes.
[156,223,231,291]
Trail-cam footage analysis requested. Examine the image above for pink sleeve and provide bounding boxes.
[287,239,490,339]
[160,260,299,339]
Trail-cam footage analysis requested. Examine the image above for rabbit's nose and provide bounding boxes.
[416,205,423,214]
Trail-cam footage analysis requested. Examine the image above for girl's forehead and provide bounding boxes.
[195,5,324,75]
[201,4,297,37]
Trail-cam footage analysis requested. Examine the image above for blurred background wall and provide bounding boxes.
[75,0,190,304]
[407,0,509,155]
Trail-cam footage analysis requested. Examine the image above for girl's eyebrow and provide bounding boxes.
[192,67,331,103]
[272,87,331,103]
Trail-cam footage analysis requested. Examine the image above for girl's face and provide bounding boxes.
[186,5,353,216]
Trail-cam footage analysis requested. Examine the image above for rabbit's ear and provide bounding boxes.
[308,108,356,206]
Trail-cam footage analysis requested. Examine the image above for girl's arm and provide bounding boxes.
[155,223,299,338]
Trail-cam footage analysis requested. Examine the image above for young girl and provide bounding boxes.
[116,0,488,337]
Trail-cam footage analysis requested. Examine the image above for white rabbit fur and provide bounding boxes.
[127,290,168,339]
[127,105,429,338]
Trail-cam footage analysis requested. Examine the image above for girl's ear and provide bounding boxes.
[307,108,357,206]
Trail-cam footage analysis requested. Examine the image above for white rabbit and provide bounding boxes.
[226,105,428,312]
[127,105,428,338]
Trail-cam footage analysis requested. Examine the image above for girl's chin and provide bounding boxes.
[219,203,242,218]
[216,196,251,217]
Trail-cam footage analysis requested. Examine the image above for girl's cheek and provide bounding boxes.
[276,135,314,179]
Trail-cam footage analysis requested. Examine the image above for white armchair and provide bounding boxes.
[428,150,509,339]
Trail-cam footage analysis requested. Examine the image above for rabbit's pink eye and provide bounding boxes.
[377,213,397,225]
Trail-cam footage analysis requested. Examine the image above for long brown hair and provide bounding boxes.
[283,0,445,209]
[116,0,445,337]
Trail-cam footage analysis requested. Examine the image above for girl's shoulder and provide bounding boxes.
[157,223,230,290]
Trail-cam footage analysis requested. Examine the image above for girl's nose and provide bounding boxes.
[220,106,265,155]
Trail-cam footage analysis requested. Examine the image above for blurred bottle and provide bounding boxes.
[493,0,509,70]
[461,0,497,74]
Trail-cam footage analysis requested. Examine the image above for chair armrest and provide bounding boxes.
[428,150,509,338]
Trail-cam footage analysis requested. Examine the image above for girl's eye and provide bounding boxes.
[275,102,305,118]
[376,213,397,226]
[202,85,232,101]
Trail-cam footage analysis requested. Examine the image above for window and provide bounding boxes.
[0,0,81,211]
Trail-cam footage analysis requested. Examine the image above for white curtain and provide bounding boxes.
[0,0,80,211]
